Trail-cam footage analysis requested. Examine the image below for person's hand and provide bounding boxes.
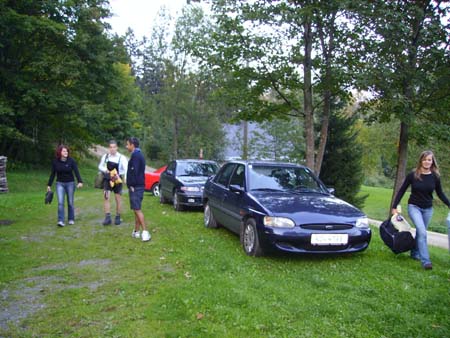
[391,208,398,215]
[47,186,51,192]
[77,183,83,189]
[130,186,135,192]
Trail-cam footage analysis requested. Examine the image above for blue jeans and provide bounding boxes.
[408,204,433,265]
[56,182,75,223]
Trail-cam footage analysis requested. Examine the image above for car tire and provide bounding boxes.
[151,183,160,197]
[240,218,264,257]
[204,202,218,228]
[159,186,168,204]
[173,192,184,211]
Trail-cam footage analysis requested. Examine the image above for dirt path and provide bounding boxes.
[89,145,156,172]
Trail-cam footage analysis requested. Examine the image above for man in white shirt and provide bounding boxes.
[98,140,128,225]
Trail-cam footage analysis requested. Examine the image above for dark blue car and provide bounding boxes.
[160,159,219,211]
[203,161,371,256]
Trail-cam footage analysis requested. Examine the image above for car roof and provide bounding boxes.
[224,160,308,169]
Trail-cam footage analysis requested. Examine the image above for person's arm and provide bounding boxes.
[435,176,450,208]
[72,159,83,186]
[391,173,412,212]
[47,161,56,191]
[120,155,128,180]
[98,154,107,173]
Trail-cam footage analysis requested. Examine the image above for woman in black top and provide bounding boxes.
[392,150,450,270]
[47,145,83,227]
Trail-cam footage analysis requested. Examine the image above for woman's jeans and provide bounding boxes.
[56,182,75,223]
[408,204,433,265]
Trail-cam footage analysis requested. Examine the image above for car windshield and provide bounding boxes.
[249,165,326,193]
[176,162,218,177]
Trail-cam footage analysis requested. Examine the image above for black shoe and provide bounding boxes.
[114,215,121,225]
[102,215,112,225]
[423,263,433,270]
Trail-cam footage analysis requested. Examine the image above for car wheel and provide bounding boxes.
[204,202,218,228]
[159,187,168,204]
[151,183,160,197]
[173,192,184,211]
[240,218,264,257]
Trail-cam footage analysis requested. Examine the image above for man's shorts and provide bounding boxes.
[129,186,144,210]
[104,179,123,195]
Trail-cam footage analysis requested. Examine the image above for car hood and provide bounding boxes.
[177,176,209,185]
[249,191,365,225]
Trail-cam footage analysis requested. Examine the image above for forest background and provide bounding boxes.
[1,0,449,209]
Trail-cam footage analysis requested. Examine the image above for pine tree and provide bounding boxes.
[320,112,367,209]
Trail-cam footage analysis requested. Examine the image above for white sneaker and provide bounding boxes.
[68,220,74,225]
[132,230,140,239]
[142,230,151,242]
[57,221,65,227]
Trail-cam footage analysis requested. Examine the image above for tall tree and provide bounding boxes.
[354,0,450,210]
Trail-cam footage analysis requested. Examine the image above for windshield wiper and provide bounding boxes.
[291,187,328,194]
[251,188,285,192]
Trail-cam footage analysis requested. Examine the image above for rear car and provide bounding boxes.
[159,159,219,211]
[144,165,167,196]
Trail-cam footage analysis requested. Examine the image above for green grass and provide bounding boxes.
[1,171,449,337]
[361,185,449,234]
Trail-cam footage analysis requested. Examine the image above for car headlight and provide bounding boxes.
[355,217,369,228]
[180,186,200,192]
[264,216,295,228]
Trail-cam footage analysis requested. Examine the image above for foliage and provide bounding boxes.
[134,6,226,162]
[320,112,367,208]
[0,169,449,337]
[0,0,141,163]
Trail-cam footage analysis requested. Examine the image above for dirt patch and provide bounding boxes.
[0,259,111,331]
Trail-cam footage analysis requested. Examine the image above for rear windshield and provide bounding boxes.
[176,162,218,177]
[248,165,326,193]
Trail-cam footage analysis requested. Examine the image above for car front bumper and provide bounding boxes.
[259,225,372,254]
[176,191,204,207]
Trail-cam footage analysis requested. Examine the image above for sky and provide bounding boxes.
[107,0,188,39]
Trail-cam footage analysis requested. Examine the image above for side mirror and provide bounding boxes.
[327,187,335,195]
[229,184,245,194]
[166,169,174,176]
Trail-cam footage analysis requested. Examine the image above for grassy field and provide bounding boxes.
[1,170,449,337]
[360,186,449,234]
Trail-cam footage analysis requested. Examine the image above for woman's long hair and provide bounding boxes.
[55,145,69,159]
[414,150,440,180]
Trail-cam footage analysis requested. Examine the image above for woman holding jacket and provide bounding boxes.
[392,150,450,270]
[47,145,83,227]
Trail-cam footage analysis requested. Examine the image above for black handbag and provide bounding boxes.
[45,191,54,204]
[379,219,415,254]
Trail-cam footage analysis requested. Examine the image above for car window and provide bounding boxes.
[176,162,218,177]
[248,165,326,193]
[215,163,236,187]
[229,165,245,188]
[167,162,176,172]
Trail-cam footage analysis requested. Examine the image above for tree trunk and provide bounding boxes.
[242,120,248,160]
[390,121,409,210]
[173,113,179,159]
[303,13,315,170]
[315,88,330,175]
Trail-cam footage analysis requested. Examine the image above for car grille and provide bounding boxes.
[301,224,353,230]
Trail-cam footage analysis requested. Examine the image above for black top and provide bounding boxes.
[127,148,145,188]
[393,171,450,209]
[48,157,83,186]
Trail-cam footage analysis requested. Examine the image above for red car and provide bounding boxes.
[145,165,167,196]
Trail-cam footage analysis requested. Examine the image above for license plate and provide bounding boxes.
[188,198,195,203]
[311,234,348,245]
